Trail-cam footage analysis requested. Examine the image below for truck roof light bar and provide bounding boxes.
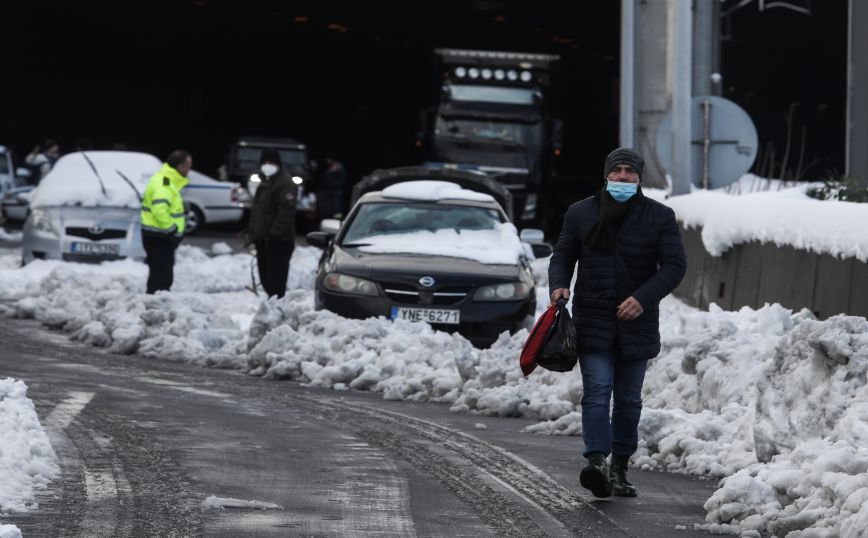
[435,48,559,70]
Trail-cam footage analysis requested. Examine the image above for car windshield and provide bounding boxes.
[342,203,502,245]
[0,154,10,175]
[235,147,307,172]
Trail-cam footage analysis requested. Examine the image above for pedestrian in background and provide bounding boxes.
[140,150,192,294]
[25,139,60,183]
[247,149,298,298]
[548,148,686,498]
[323,150,346,218]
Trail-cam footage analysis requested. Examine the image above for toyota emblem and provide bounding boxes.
[89,224,104,235]
[418,276,436,287]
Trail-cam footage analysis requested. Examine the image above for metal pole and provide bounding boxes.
[620,0,636,148]
[701,99,711,189]
[846,0,868,183]
[692,0,713,96]
[671,0,693,195]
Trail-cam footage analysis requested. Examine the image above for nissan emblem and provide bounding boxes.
[419,276,436,287]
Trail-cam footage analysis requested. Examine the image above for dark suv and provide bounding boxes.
[226,136,310,187]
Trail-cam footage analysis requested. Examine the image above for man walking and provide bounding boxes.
[140,150,191,294]
[548,148,686,498]
[247,149,298,298]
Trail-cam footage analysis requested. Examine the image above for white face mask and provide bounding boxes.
[260,163,278,177]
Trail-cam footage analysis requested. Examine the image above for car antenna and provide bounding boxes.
[80,151,108,197]
[115,169,142,202]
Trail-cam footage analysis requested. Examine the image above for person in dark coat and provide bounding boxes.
[247,149,298,298]
[548,148,686,498]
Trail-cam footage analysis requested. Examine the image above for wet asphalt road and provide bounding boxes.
[0,317,719,537]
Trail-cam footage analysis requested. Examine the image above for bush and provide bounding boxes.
[807,175,868,203]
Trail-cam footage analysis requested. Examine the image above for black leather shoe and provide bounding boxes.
[580,453,613,498]
[609,454,637,497]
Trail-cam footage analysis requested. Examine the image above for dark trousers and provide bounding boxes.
[255,239,294,298]
[579,348,649,458]
[142,233,177,294]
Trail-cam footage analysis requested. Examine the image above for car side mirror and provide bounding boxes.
[320,218,341,234]
[530,243,553,258]
[306,231,332,249]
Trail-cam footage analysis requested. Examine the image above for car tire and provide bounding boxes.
[186,205,205,235]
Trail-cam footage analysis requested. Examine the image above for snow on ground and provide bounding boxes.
[0,378,58,538]
[2,243,868,536]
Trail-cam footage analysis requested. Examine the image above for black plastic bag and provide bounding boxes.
[537,299,578,372]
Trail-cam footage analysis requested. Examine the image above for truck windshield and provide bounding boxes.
[234,148,307,172]
[436,118,527,145]
[448,84,535,106]
[433,117,542,168]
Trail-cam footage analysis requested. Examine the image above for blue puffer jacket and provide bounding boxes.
[548,191,686,361]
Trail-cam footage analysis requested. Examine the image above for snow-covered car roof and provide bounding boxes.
[29,151,161,209]
[380,180,496,203]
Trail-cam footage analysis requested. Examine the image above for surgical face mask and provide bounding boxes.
[606,180,638,202]
[260,163,278,177]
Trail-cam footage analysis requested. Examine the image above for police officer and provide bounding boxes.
[140,150,191,294]
[247,149,298,298]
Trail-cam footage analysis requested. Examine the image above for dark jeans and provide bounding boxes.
[255,239,294,298]
[579,348,648,458]
[142,233,178,294]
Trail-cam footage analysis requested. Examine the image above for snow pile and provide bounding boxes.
[381,180,495,203]
[0,378,58,517]
[0,246,320,363]
[661,182,868,261]
[201,495,282,510]
[701,315,868,537]
[0,526,21,538]
[0,229,21,242]
[357,222,527,265]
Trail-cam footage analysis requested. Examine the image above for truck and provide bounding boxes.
[416,49,563,235]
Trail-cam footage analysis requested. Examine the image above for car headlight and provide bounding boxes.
[30,209,58,235]
[473,282,531,301]
[323,273,379,297]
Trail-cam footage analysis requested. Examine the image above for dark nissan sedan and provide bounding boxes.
[306,167,551,348]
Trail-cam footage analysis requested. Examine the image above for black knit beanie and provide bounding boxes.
[260,149,282,166]
[603,148,644,181]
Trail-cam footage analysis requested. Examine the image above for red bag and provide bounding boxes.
[519,303,558,376]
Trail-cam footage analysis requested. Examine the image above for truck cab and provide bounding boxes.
[418,49,562,233]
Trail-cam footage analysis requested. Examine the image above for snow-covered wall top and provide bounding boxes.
[646,176,868,262]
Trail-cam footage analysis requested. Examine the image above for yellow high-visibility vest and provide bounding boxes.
[140,163,189,236]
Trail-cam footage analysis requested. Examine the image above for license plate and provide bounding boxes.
[390,307,460,325]
[70,241,120,256]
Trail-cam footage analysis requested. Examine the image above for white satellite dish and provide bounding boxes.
[656,96,759,189]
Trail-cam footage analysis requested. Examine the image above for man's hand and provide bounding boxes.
[550,288,570,305]
[617,296,644,321]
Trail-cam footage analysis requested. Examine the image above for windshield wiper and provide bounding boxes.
[115,170,142,202]
[340,242,372,248]
[80,152,108,196]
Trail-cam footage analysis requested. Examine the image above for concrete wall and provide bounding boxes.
[673,226,868,319]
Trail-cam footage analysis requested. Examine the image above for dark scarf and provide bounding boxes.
[584,186,642,250]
